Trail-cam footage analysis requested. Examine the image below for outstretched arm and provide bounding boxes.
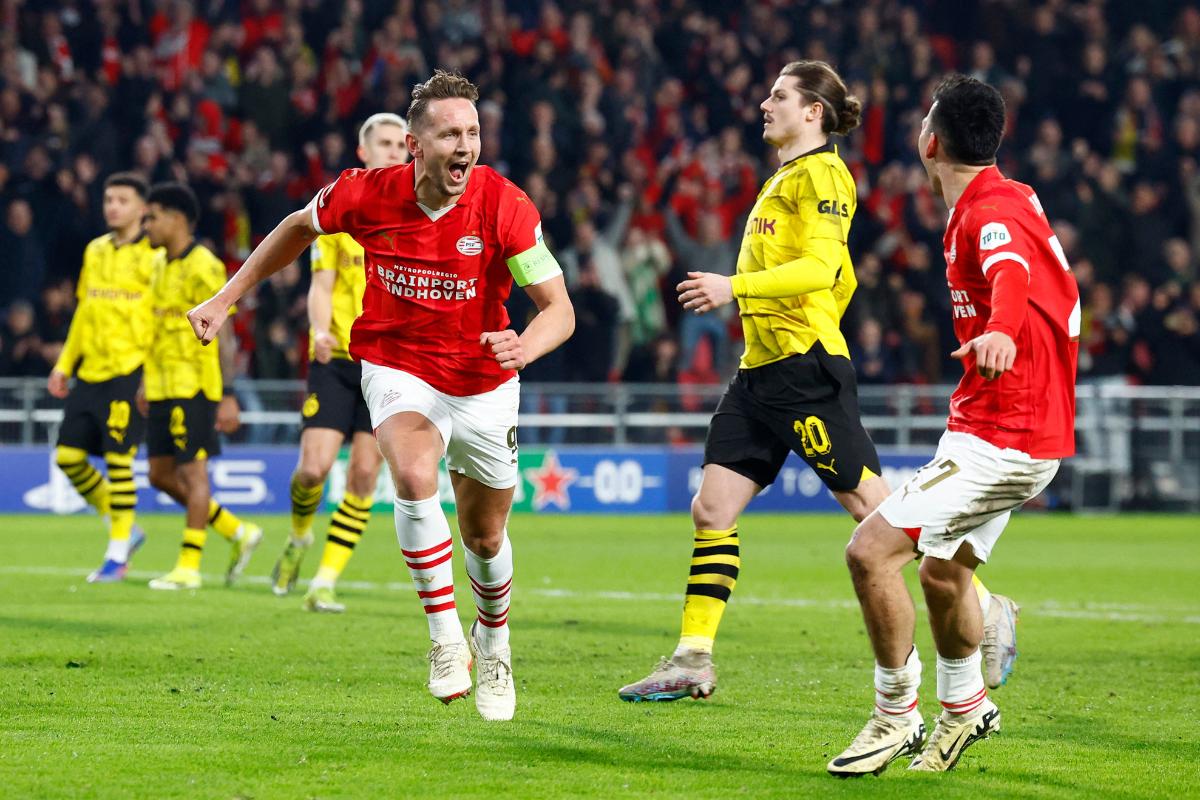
[188,208,318,344]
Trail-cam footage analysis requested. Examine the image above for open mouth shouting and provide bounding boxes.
[448,158,471,183]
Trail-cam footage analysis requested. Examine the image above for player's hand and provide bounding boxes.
[677,271,733,314]
[216,394,241,434]
[135,382,149,417]
[47,369,69,399]
[951,331,1016,380]
[312,329,336,364]
[187,296,232,346]
[480,330,526,370]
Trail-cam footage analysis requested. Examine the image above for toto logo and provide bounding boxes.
[456,235,484,256]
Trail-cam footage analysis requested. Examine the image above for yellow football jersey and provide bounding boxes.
[144,243,230,402]
[309,232,365,361]
[54,234,162,383]
[733,143,858,369]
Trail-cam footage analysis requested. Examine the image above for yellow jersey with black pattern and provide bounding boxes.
[309,232,365,361]
[144,243,232,402]
[734,142,857,369]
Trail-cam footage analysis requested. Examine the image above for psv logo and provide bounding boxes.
[456,235,484,256]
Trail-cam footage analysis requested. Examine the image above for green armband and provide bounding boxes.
[506,240,562,287]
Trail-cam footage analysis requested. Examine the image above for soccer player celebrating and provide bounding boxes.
[139,183,263,591]
[49,173,158,583]
[829,75,1079,775]
[619,61,1017,703]
[186,71,574,721]
[271,113,411,614]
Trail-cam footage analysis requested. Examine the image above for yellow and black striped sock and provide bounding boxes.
[177,527,206,572]
[56,445,110,517]
[679,527,740,653]
[104,448,137,542]
[313,492,371,585]
[207,499,242,540]
[290,475,324,537]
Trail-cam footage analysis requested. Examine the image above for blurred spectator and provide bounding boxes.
[851,318,901,385]
[565,261,619,383]
[1,301,49,376]
[0,200,46,304]
[0,0,1197,392]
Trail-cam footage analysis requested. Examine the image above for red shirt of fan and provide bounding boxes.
[943,166,1080,458]
[309,163,542,396]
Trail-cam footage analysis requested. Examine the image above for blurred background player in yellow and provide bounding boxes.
[619,61,1019,703]
[271,113,411,613]
[137,182,261,590]
[48,173,159,583]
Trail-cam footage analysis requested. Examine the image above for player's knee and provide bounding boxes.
[389,462,438,499]
[845,533,873,578]
[147,462,173,492]
[690,493,731,530]
[55,445,87,469]
[346,465,378,497]
[293,465,327,490]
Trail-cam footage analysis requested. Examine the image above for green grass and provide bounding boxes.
[1,512,1198,799]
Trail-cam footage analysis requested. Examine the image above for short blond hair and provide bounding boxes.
[358,112,408,148]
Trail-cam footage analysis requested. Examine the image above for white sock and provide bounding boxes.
[291,532,313,548]
[463,533,513,656]
[937,649,986,716]
[875,646,922,717]
[104,537,130,563]
[395,494,464,645]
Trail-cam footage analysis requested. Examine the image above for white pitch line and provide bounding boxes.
[1,565,1197,624]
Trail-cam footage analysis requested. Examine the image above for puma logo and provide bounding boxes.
[816,459,838,476]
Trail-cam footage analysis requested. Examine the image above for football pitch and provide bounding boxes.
[2,512,1197,799]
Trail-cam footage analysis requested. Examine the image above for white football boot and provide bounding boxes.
[827,710,926,777]
[908,697,1001,771]
[469,621,515,721]
[426,640,472,704]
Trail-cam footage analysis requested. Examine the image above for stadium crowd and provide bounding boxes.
[1,0,1198,389]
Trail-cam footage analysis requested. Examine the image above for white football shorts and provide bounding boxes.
[877,431,1060,563]
[360,360,520,489]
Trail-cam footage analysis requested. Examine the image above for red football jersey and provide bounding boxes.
[943,166,1080,458]
[309,163,545,396]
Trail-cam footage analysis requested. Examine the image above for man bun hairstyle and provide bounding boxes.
[930,74,1006,166]
[147,182,200,226]
[407,70,480,131]
[780,60,862,136]
[104,171,149,198]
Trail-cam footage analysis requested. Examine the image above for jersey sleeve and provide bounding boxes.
[968,198,1036,280]
[309,169,369,237]
[797,159,853,243]
[968,201,1033,339]
[500,186,562,287]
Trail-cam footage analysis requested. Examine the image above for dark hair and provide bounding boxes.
[930,74,1006,165]
[779,60,862,136]
[147,182,200,225]
[104,171,149,198]
[407,70,480,131]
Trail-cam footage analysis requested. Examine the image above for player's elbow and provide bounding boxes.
[287,207,319,240]
[560,299,576,340]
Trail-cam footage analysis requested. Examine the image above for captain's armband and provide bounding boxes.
[505,240,562,287]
